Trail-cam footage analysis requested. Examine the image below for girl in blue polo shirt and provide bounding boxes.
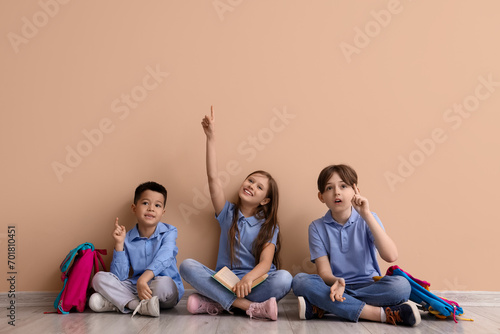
[180,107,292,321]
[292,164,421,327]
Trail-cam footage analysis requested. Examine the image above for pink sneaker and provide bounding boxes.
[246,297,278,321]
[187,293,224,315]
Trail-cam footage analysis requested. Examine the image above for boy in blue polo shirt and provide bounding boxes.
[292,165,421,327]
[89,181,184,317]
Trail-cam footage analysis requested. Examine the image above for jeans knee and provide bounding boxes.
[273,270,293,292]
[390,276,411,300]
[291,273,310,294]
[179,258,198,281]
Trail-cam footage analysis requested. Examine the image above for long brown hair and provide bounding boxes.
[228,170,281,269]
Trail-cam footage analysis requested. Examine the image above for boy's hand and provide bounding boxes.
[233,275,253,298]
[112,217,126,250]
[330,278,346,302]
[137,277,153,300]
[201,106,215,138]
[351,184,370,215]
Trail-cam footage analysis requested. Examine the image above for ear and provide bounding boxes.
[318,192,325,203]
[131,203,136,213]
[260,198,270,206]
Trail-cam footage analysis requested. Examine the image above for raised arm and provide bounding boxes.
[202,106,226,215]
[351,185,398,263]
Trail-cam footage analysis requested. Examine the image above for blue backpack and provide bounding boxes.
[386,266,470,322]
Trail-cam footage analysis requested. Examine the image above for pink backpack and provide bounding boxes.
[54,243,107,314]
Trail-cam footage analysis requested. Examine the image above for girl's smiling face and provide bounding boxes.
[238,173,270,207]
[318,172,355,214]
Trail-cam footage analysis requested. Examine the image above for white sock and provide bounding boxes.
[380,307,386,322]
[127,299,140,311]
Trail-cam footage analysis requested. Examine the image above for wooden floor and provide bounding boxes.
[2,291,499,333]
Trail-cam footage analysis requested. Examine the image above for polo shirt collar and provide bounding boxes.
[237,210,262,227]
[323,209,360,227]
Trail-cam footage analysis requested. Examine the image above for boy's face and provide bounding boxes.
[132,190,166,229]
[318,172,355,214]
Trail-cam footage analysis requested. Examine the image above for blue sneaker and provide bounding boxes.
[385,302,421,327]
[298,296,325,320]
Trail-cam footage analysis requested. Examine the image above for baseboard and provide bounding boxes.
[2,290,499,308]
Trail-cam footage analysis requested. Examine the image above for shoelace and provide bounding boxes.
[132,299,148,317]
[247,303,269,320]
[385,307,403,325]
[206,304,222,315]
[312,305,325,319]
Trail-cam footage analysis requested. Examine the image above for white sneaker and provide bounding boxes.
[132,296,160,317]
[89,293,117,312]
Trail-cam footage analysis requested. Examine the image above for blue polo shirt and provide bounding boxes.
[111,222,184,301]
[308,209,383,284]
[215,201,279,278]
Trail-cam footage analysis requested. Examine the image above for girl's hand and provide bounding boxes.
[351,184,370,215]
[201,106,215,138]
[233,275,253,298]
[112,217,126,248]
[330,278,346,302]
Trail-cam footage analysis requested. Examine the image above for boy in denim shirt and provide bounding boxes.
[90,181,184,317]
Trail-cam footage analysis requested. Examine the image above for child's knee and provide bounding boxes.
[291,272,308,291]
[151,276,178,301]
[91,271,110,290]
[269,270,293,293]
[179,258,198,278]
[276,270,293,289]
[390,276,412,299]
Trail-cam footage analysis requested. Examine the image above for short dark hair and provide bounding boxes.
[134,181,167,206]
[317,164,358,193]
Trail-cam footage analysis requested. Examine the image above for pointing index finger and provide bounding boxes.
[211,105,214,120]
[115,217,119,228]
[353,184,360,195]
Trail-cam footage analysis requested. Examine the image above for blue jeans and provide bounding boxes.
[292,273,411,322]
[180,258,292,311]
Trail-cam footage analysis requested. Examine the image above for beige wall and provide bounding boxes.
[1,1,499,293]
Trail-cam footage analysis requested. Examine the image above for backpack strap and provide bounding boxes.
[60,243,94,274]
[93,249,107,274]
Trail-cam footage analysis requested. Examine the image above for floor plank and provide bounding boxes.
[2,296,499,333]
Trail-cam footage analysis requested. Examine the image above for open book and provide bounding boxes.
[212,266,268,294]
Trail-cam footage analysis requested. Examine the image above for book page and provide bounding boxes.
[214,266,240,288]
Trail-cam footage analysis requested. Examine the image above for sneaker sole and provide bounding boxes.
[297,296,306,320]
[269,297,278,321]
[404,302,421,327]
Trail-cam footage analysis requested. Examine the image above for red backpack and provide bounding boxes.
[53,243,107,314]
